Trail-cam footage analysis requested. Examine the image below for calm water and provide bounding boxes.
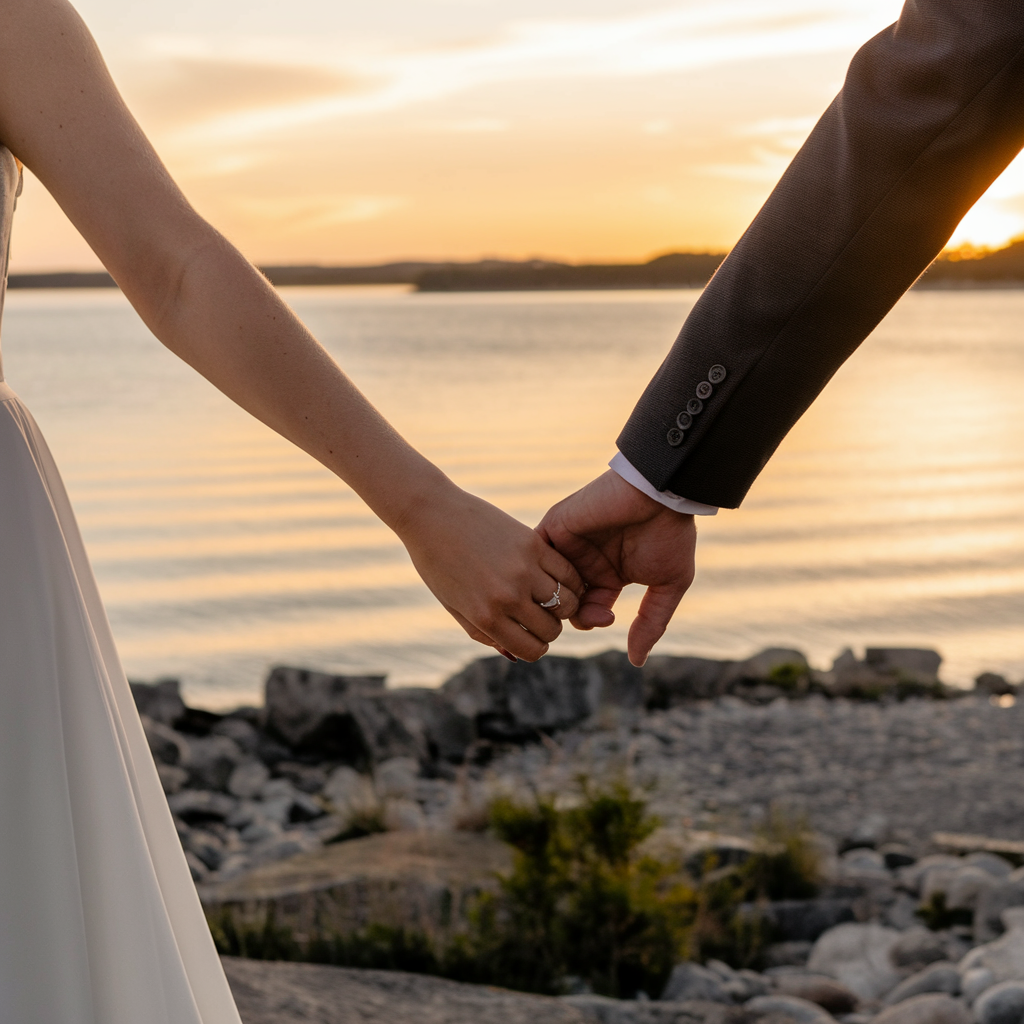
[2,285,1023,707]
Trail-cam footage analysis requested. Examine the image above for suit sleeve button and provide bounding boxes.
[696,380,713,400]
[687,397,704,416]
[708,364,727,384]
[667,428,684,446]
[676,411,693,430]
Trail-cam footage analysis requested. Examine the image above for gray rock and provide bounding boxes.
[659,962,730,1003]
[806,923,902,1001]
[899,855,962,896]
[865,648,942,679]
[228,759,271,799]
[323,766,378,817]
[211,716,261,754]
[130,677,186,727]
[363,688,475,765]
[184,828,226,871]
[141,715,191,766]
[841,848,889,878]
[883,962,961,1006]
[264,665,386,759]
[948,864,1000,910]
[763,943,814,969]
[167,789,238,824]
[879,844,917,870]
[157,763,189,795]
[187,734,245,792]
[976,880,1024,942]
[975,981,1024,1024]
[274,762,329,794]
[719,648,810,694]
[642,656,732,707]
[222,956,595,1024]
[889,927,953,971]
[976,673,1016,697]
[744,994,835,1022]
[443,656,599,741]
[772,973,857,1014]
[184,850,209,882]
[247,828,321,868]
[960,927,1024,988]
[872,993,972,1024]
[962,968,997,1004]
[969,853,1015,879]
[563,994,743,1023]
[375,757,420,801]
[749,899,855,943]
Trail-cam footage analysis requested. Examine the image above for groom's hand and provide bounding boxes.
[536,471,697,667]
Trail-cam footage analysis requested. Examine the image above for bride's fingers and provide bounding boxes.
[532,573,580,622]
[540,547,585,601]
[489,616,551,662]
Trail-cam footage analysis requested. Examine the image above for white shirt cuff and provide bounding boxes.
[609,451,719,516]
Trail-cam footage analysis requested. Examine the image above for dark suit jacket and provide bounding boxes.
[618,0,1024,509]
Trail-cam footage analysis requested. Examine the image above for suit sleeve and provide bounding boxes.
[617,0,1024,509]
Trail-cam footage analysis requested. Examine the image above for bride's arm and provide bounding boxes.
[0,0,584,660]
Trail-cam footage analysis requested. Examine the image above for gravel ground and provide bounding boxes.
[480,694,1024,847]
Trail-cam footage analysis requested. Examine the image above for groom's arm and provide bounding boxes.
[619,0,1024,509]
[542,0,1024,663]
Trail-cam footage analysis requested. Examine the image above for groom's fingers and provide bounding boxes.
[571,584,620,630]
[626,583,688,666]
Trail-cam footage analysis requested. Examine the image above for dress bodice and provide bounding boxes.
[0,145,22,381]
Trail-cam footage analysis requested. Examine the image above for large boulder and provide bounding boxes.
[365,688,474,764]
[442,656,597,741]
[642,656,732,708]
[201,831,513,941]
[264,666,386,759]
[720,648,810,697]
[222,957,596,1024]
[872,993,972,1024]
[865,648,942,680]
[806,922,902,1001]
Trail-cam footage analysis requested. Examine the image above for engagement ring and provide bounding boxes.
[539,583,561,609]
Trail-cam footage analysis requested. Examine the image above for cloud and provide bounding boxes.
[120,54,363,129]
[153,0,900,144]
[230,194,407,231]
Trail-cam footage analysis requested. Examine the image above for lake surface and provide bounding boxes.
[2,285,1023,707]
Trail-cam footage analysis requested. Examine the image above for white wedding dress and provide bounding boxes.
[0,149,243,1021]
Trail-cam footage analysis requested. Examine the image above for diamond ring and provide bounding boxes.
[539,583,561,609]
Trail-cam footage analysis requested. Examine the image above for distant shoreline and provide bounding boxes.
[11,244,1024,292]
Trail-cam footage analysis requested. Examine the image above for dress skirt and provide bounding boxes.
[0,381,242,1023]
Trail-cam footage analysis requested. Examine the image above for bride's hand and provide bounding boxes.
[396,482,585,661]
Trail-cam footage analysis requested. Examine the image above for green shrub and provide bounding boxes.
[448,783,695,998]
[768,663,810,693]
[210,795,822,992]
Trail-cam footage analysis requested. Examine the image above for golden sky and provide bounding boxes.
[12,0,1024,271]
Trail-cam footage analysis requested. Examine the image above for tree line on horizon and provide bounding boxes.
[10,240,1024,292]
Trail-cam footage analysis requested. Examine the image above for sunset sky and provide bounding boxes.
[13,0,1024,271]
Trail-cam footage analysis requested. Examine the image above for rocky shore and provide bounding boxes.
[132,644,1024,1023]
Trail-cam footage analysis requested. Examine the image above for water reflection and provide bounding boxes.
[3,286,1023,705]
